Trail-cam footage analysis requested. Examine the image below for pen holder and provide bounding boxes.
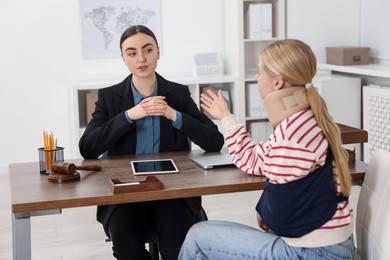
[38,147,64,174]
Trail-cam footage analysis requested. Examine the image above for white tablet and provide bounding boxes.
[131,159,179,175]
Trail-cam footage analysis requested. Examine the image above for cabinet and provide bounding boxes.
[69,76,239,158]
[225,0,286,142]
[313,73,361,129]
[312,73,362,160]
[318,62,390,162]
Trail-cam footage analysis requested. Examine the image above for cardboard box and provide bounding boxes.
[326,46,370,65]
[86,91,98,123]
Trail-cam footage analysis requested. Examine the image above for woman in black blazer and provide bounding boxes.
[79,25,224,260]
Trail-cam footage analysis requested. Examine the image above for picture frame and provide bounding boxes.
[80,0,161,58]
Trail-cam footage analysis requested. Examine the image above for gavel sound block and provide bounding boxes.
[48,162,102,184]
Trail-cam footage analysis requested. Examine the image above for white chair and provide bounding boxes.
[355,149,390,259]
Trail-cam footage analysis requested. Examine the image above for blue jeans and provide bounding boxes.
[178,220,355,260]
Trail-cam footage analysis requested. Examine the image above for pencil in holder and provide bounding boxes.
[38,147,64,174]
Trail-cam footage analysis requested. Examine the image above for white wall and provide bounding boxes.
[287,0,361,63]
[0,0,224,171]
[361,0,390,62]
[0,0,378,173]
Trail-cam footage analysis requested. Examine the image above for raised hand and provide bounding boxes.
[200,89,231,121]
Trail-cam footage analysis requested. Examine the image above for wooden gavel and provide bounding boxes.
[51,162,102,175]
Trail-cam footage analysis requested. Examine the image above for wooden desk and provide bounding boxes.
[9,149,367,260]
[337,123,368,144]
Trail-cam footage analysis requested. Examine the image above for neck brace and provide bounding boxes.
[263,87,309,127]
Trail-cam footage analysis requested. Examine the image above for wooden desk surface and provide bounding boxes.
[337,123,368,144]
[9,150,368,214]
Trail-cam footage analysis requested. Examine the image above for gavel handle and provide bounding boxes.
[75,165,102,171]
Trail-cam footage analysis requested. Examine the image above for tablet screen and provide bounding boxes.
[131,159,179,175]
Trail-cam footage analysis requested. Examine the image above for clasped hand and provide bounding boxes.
[127,96,176,121]
[200,89,231,120]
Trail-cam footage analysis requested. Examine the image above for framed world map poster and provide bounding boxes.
[81,0,161,58]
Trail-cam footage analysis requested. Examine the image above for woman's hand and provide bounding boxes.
[200,89,231,120]
[127,96,168,120]
[257,213,270,232]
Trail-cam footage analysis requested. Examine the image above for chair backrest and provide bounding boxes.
[355,149,390,259]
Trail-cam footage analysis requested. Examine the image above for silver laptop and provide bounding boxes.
[191,153,235,169]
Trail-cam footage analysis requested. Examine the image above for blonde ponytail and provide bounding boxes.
[306,86,351,196]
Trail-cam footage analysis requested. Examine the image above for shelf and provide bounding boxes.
[243,37,285,43]
[224,0,286,142]
[318,63,390,79]
[245,76,257,82]
[245,117,269,122]
[70,76,239,158]
[169,75,239,85]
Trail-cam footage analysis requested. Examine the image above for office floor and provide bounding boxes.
[0,173,361,260]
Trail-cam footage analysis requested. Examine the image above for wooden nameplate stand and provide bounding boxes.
[48,171,80,184]
[109,176,164,194]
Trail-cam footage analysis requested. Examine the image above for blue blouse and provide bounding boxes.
[124,80,183,154]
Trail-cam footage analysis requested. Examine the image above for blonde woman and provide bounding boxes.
[179,39,354,259]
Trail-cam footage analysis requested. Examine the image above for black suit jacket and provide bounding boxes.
[79,73,224,230]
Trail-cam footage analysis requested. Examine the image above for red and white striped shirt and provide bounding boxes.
[221,108,353,247]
